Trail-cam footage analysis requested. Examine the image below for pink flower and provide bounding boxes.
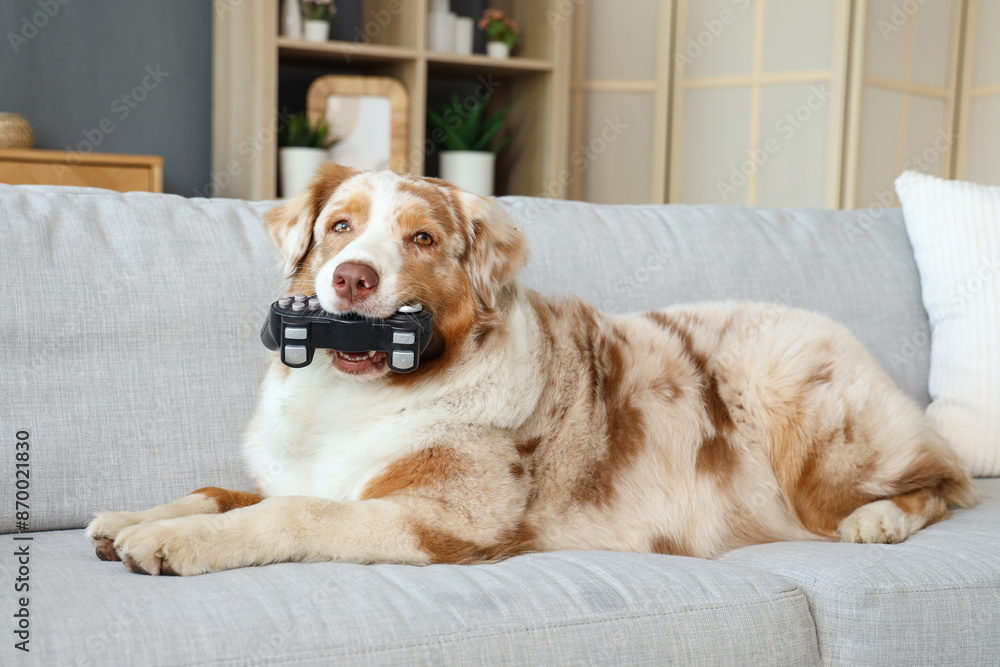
[480,8,505,23]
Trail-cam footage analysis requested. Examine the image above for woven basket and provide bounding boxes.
[0,113,34,149]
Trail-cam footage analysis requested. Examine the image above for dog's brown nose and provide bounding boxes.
[333,262,379,304]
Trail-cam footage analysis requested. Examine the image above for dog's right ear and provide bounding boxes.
[263,163,359,275]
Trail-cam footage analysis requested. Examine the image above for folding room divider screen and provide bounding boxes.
[570,0,1000,208]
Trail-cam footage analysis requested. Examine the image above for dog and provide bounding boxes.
[87,164,977,575]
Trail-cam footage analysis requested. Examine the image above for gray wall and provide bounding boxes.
[0,1,212,196]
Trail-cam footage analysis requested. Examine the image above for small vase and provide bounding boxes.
[282,0,302,39]
[487,41,510,59]
[440,151,495,196]
[280,147,327,198]
[303,19,329,42]
[428,3,456,52]
[453,17,474,55]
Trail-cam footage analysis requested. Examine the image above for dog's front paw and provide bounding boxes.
[838,500,915,544]
[113,516,224,576]
[86,511,152,561]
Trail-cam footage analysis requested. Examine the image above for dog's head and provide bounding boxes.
[264,164,528,379]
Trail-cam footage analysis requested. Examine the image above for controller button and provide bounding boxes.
[308,297,320,309]
[391,350,415,370]
[284,345,307,365]
[291,301,306,312]
[294,294,308,302]
[285,326,308,340]
[398,303,423,313]
[277,297,292,309]
[392,331,416,345]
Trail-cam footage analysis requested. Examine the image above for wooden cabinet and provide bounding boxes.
[0,149,163,193]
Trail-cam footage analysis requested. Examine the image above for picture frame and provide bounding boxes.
[306,75,410,173]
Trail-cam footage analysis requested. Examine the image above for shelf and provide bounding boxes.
[215,0,571,200]
[426,52,554,77]
[278,37,418,65]
[277,37,553,77]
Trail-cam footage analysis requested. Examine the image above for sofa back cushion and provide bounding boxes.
[1,187,280,533]
[506,197,930,403]
[0,186,930,532]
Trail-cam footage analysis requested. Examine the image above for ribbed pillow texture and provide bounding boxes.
[896,170,1000,476]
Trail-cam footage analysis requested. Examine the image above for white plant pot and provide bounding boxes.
[440,151,495,196]
[487,41,510,59]
[303,19,329,42]
[280,147,327,198]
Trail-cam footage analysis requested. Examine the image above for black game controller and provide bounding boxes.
[260,294,434,372]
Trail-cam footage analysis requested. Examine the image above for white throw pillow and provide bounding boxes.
[895,171,1000,477]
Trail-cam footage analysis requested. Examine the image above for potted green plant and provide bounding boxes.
[478,8,521,59]
[428,93,512,196]
[302,0,336,42]
[278,112,337,197]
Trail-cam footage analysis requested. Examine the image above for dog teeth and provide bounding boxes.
[339,351,378,362]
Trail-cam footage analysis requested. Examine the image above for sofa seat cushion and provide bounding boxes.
[720,478,1000,666]
[24,534,819,666]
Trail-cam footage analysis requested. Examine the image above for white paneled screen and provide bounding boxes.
[569,0,998,207]
[671,0,849,207]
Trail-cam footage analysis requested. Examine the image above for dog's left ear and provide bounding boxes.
[458,191,529,309]
[263,163,359,275]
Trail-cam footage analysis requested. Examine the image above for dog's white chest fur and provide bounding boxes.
[244,363,441,500]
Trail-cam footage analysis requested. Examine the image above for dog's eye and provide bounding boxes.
[413,232,434,246]
[332,220,351,232]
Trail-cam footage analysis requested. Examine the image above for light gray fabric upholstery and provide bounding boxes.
[0,186,279,533]
[721,478,1000,666]
[4,533,819,666]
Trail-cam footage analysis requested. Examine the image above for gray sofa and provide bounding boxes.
[1,185,997,666]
